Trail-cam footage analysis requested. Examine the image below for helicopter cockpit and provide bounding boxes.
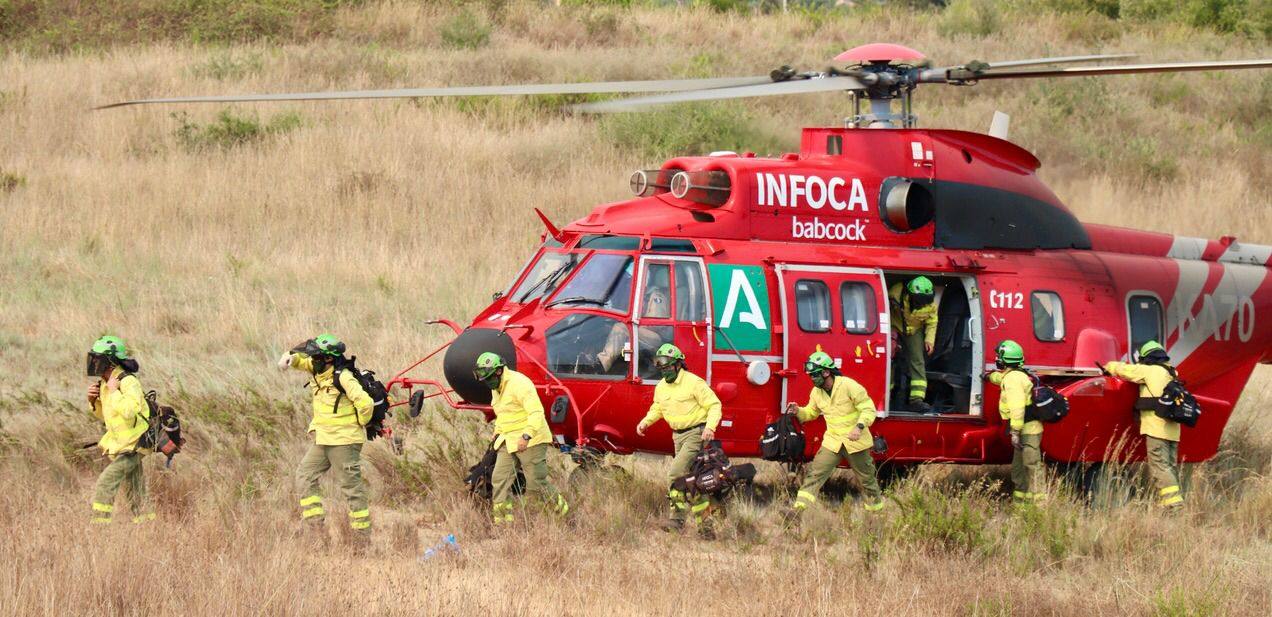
[505,235,702,383]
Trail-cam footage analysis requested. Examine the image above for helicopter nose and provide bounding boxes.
[443,328,518,405]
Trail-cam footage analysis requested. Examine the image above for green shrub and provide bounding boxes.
[175,109,304,150]
[439,9,490,50]
[1150,587,1222,617]
[939,0,1003,37]
[190,51,265,80]
[0,170,26,192]
[600,103,791,160]
[888,480,995,555]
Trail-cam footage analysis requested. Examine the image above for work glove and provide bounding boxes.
[1010,431,1021,450]
[636,421,649,436]
[277,352,292,371]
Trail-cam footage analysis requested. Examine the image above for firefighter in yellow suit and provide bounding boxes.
[87,335,154,524]
[889,277,939,413]
[474,352,569,524]
[1101,340,1185,509]
[786,351,884,516]
[637,343,723,532]
[985,340,1045,505]
[279,334,375,545]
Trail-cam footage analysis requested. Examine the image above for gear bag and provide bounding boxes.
[133,388,185,466]
[760,413,806,462]
[1136,366,1202,428]
[1017,370,1069,424]
[332,357,391,441]
[672,442,756,497]
[464,441,525,500]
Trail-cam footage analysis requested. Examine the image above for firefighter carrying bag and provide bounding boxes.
[1020,370,1070,424]
[332,357,391,441]
[1138,367,1202,428]
[672,442,756,497]
[760,413,806,462]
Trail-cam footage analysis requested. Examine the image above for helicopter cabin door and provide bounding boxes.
[633,256,712,384]
[777,265,889,413]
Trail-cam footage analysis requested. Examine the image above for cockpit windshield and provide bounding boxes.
[544,253,634,312]
[510,251,582,304]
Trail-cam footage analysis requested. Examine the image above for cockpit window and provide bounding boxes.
[510,251,582,304]
[577,235,642,251]
[545,254,634,312]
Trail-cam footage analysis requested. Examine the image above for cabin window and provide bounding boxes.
[546,254,634,313]
[827,135,843,155]
[510,251,582,304]
[577,235,641,251]
[1031,291,1065,342]
[840,282,877,334]
[545,314,630,380]
[795,279,831,333]
[1128,294,1164,354]
[641,263,673,319]
[674,261,707,322]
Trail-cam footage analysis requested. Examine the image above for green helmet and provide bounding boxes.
[474,352,506,380]
[1138,340,1166,360]
[655,343,685,363]
[313,334,345,356]
[907,276,934,296]
[91,335,129,360]
[996,339,1024,366]
[804,351,835,373]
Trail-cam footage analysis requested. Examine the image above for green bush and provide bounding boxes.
[439,9,491,50]
[888,481,995,555]
[939,0,1003,37]
[174,109,304,150]
[0,170,26,192]
[600,103,791,160]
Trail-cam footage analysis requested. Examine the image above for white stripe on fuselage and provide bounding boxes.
[1167,236,1208,261]
[1168,260,1267,364]
[1218,242,1272,266]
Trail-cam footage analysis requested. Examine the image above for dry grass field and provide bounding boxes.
[0,1,1270,615]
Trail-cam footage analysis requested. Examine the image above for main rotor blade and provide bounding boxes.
[980,53,1137,70]
[94,76,774,110]
[970,58,1272,80]
[573,75,864,113]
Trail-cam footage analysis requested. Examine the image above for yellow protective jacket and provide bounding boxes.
[989,369,1042,436]
[1104,361,1180,442]
[795,375,877,455]
[491,369,553,452]
[289,354,374,446]
[93,366,150,456]
[888,283,938,346]
[641,369,722,432]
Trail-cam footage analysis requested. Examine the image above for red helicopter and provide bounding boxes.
[104,44,1272,477]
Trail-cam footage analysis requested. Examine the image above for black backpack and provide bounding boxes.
[465,442,525,500]
[761,413,806,462]
[1141,366,1202,428]
[672,442,757,497]
[332,357,390,441]
[131,384,185,465]
[1019,370,1069,424]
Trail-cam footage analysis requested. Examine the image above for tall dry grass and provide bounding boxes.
[0,2,1269,615]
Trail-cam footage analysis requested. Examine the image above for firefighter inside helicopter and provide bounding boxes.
[885,273,978,416]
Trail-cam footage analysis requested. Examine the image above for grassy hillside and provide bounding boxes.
[0,1,1269,615]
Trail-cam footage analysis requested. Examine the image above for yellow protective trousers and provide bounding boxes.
[1145,436,1184,508]
[296,443,371,534]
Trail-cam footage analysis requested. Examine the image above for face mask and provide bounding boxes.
[309,355,330,375]
[476,369,502,390]
[656,360,679,383]
[86,353,113,377]
[811,371,829,388]
[909,292,934,308]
